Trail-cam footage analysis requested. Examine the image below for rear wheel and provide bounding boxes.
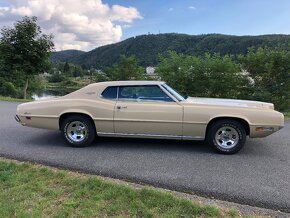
[207,119,246,154]
[61,115,95,147]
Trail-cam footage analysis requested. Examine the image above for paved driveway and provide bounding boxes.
[0,101,289,212]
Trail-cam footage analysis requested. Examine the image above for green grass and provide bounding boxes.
[284,112,290,120]
[0,96,32,103]
[44,77,89,91]
[0,159,242,217]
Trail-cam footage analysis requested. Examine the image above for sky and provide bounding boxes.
[1,0,290,51]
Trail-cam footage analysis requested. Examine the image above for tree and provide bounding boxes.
[104,55,145,80]
[157,51,248,99]
[0,16,54,99]
[239,47,290,111]
[72,65,84,77]
[63,62,70,73]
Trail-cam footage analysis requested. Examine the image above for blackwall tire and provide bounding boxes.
[61,115,95,147]
[207,119,246,154]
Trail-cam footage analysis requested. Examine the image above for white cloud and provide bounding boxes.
[168,8,173,12]
[111,5,142,23]
[0,7,9,11]
[11,6,32,16]
[188,6,196,10]
[0,7,9,16]
[0,0,142,51]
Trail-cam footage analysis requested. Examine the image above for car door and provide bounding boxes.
[114,85,183,137]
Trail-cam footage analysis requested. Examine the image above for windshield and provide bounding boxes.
[161,84,185,101]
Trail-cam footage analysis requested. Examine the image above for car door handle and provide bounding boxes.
[117,106,127,110]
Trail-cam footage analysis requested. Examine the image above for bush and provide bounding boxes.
[0,79,18,97]
[48,73,65,83]
[60,79,78,86]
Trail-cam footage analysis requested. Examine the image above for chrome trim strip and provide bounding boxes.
[93,118,113,121]
[97,132,204,140]
[182,135,204,139]
[182,121,208,124]
[18,114,58,118]
[112,119,182,124]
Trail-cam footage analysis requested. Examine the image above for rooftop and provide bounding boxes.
[91,81,165,86]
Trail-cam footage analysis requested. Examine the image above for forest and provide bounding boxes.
[51,33,290,68]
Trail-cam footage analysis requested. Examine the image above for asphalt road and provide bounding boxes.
[0,101,290,213]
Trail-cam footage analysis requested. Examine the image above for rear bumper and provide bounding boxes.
[14,114,26,126]
[14,115,20,123]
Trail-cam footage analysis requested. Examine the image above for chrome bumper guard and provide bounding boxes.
[14,115,20,123]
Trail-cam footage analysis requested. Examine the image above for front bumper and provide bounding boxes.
[250,125,284,138]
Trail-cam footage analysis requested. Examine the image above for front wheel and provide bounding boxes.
[61,115,95,147]
[207,119,246,154]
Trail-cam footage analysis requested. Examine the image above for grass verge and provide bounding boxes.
[0,96,32,103]
[0,159,241,217]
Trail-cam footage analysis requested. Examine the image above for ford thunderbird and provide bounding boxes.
[15,81,284,154]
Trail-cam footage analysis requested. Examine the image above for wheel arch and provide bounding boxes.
[206,116,250,137]
[59,111,96,132]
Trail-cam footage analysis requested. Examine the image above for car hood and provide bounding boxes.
[183,97,274,110]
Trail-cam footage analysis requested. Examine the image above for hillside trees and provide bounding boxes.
[54,33,290,68]
[0,16,54,99]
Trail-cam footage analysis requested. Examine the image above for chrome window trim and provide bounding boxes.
[100,84,179,103]
[158,84,179,103]
[117,86,119,99]
[160,83,184,102]
[116,84,177,103]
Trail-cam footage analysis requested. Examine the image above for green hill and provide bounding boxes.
[51,33,290,68]
[51,50,85,62]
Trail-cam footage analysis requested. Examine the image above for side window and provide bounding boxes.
[118,85,174,102]
[101,86,117,100]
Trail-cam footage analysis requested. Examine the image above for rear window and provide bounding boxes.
[101,86,117,99]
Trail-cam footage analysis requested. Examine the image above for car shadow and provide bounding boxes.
[25,130,213,154]
[95,136,212,153]
[24,130,64,147]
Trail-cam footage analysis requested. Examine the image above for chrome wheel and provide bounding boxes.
[66,121,87,142]
[215,126,239,149]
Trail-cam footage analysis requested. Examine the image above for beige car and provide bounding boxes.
[15,81,284,154]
